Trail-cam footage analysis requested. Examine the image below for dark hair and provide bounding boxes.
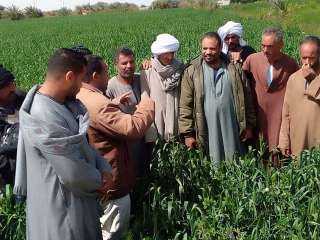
[200,32,222,47]
[70,44,93,56]
[0,65,15,89]
[84,55,104,82]
[114,47,135,64]
[300,35,320,52]
[47,48,87,76]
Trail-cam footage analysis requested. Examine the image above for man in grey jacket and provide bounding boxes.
[14,48,112,240]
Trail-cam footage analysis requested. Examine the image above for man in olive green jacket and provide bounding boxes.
[179,32,256,164]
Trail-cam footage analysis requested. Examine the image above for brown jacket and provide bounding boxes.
[179,55,256,152]
[77,83,154,200]
[279,71,320,156]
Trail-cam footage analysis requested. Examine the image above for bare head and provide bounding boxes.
[114,47,135,80]
[201,32,222,65]
[299,36,320,70]
[45,48,87,100]
[84,55,109,93]
[261,27,284,63]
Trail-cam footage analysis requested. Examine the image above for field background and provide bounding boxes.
[0,3,311,90]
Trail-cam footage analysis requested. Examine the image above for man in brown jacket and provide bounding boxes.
[279,36,320,157]
[76,55,155,240]
[179,32,256,166]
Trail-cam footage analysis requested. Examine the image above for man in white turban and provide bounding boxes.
[141,33,184,147]
[218,21,255,63]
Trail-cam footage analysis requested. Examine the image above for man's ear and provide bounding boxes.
[92,71,99,81]
[65,71,76,83]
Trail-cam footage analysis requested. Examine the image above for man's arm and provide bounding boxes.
[39,146,103,197]
[179,67,195,137]
[93,97,155,140]
[179,66,197,148]
[239,63,256,129]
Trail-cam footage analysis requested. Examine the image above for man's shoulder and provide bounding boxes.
[288,69,302,80]
[107,76,119,88]
[246,51,263,61]
[77,87,109,113]
[78,86,107,102]
[184,55,202,73]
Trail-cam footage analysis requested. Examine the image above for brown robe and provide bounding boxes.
[279,71,320,156]
[243,52,298,149]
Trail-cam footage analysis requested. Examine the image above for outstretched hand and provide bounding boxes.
[112,91,132,106]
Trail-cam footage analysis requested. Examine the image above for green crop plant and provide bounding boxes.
[0,9,302,90]
[0,185,26,240]
[0,7,314,240]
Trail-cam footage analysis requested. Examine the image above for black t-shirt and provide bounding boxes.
[240,45,256,63]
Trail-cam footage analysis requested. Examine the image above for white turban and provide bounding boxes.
[151,34,180,56]
[217,21,247,54]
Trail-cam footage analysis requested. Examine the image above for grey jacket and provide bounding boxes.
[14,85,111,240]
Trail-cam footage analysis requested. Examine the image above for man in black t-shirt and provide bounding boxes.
[218,21,256,64]
[0,65,26,189]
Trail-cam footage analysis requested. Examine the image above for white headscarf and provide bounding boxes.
[151,34,180,56]
[217,21,247,54]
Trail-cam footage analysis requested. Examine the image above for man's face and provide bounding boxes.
[300,42,320,69]
[201,37,221,64]
[261,34,283,62]
[94,61,109,92]
[158,52,175,66]
[116,54,135,79]
[0,82,16,107]
[225,34,240,51]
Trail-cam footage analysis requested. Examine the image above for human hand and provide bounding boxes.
[240,128,253,142]
[185,137,197,149]
[141,59,152,70]
[302,63,317,82]
[112,91,132,106]
[229,51,241,63]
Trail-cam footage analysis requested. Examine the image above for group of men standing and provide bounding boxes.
[0,20,319,240]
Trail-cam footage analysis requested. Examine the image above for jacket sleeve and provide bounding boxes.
[238,63,256,129]
[178,66,195,137]
[93,98,155,140]
[278,80,291,151]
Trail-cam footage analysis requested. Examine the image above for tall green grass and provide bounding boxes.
[1,141,320,239]
[129,140,320,239]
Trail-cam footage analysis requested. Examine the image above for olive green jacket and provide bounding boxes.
[178,55,256,152]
